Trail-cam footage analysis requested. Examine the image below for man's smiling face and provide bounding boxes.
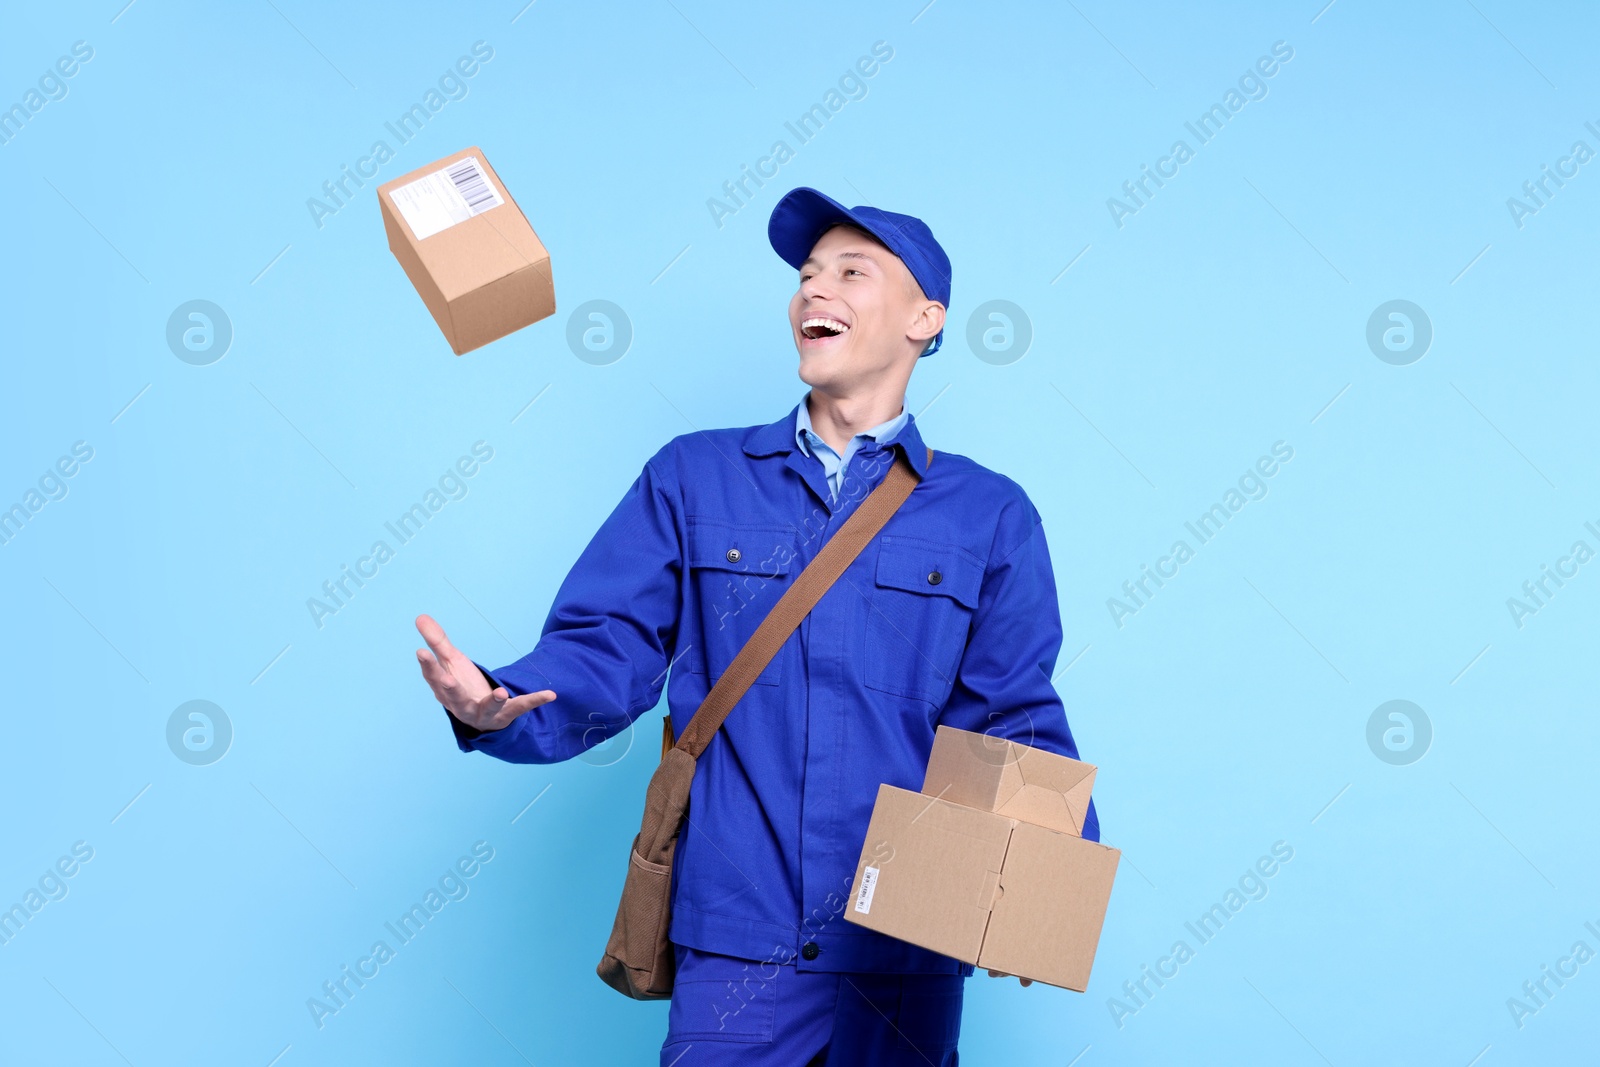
[787,224,942,390]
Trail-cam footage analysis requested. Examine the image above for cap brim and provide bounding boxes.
[769,187,873,271]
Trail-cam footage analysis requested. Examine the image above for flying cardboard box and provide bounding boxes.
[845,726,1120,992]
[377,147,555,355]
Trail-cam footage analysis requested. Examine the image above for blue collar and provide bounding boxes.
[743,397,931,479]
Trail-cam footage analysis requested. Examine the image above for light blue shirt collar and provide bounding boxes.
[795,395,910,502]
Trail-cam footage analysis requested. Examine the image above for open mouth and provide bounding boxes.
[800,316,851,341]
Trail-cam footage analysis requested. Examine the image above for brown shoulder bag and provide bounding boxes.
[596,445,932,999]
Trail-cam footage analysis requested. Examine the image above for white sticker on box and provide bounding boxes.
[854,866,880,914]
[388,156,505,241]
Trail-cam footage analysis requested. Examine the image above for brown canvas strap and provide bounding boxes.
[670,445,933,760]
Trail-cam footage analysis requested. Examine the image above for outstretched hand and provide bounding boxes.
[986,969,1033,987]
[414,614,555,733]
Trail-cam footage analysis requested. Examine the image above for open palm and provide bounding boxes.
[414,613,555,732]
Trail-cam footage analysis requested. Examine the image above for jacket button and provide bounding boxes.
[927,570,942,585]
[801,942,820,960]
[726,548,742,563]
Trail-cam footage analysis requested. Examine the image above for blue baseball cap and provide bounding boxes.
[768,187,951,356]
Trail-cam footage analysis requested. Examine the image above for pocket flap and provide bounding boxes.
[686,521,796,575]
[875,536,984,609]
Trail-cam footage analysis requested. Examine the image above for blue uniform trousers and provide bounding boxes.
[661,944,965,1065]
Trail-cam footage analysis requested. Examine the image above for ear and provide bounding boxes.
[907,301,946,347]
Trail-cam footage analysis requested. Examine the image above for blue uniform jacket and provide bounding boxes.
[446,400,1100,975]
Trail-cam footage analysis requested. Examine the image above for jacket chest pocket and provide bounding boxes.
[685,520,797,687]
[864,536,985,706]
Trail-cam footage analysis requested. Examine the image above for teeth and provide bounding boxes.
[801,317,850,335]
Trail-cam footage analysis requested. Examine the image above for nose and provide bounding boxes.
[799,272,834,303]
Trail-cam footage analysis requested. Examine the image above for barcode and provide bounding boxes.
[446,158,501,214]
[388,155,507,241]
[854,866,879,914]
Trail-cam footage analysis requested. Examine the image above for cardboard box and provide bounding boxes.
[922,724,1097,838]
[845,726,1120,992]
[377,147,555,355]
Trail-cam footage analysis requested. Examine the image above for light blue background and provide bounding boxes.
[3,1,1597,1063]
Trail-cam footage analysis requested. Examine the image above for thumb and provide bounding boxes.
[494,688,558,720]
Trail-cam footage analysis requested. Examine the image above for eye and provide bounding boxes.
[845,269,864,277]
